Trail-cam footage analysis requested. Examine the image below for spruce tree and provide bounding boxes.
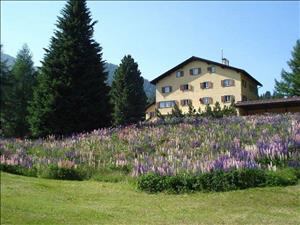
[110,55,147,125]
[28,0,111,137]
[1,44,36,137]
[274,39,300,97]
[0,45,12,135]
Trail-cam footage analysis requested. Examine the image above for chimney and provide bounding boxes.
[222,58,229,66]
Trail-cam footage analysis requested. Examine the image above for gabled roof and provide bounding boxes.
[150,56,262,86]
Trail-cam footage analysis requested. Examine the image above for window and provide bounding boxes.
[159,101,176,108]
[222,95,234,103]
[189,68,201,75]
[162,86,172,93]
[242,79,247,88]
[200,81,212,89]
[200,97,212,105]
[180,84,190,91]
[149,112,155,118]
[207,66,216,73]
[176,71,184,78]
[181,99,191,106]
[222,79,235,87]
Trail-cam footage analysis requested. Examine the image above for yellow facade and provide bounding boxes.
[151,59,259,116]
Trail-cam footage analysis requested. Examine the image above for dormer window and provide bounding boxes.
[189,68,201,75]
[207,66,216,73]
[162,86,172,93]
[176,71,184,78]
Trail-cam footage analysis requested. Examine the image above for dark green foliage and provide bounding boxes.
[28,0,111,137]
[171,103,183,118]
[212,101,223,118]
[187,101,196,117]
[41,164,86,181]
[1,44,36,137]
[110,55,147,125]
[0,164,37,177]
[275,39,300,97]
[265,168,298,186]
[0,46,11,135]
[137,168,299,193]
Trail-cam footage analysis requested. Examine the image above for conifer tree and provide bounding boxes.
[275,39,300,97]
[1,44,36,137]
[28,0,111,137]
[110,55,147,125]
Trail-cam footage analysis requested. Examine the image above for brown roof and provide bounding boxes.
[236,96,300,107]
[145,101,155,110]
[150,56,262,86]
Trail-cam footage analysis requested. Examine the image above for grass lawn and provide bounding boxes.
[1,172,299,225]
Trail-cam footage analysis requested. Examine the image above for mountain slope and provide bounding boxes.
[0,53,155,100]
[105,63,155,100]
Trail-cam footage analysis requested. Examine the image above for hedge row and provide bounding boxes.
[0,164,86,180]
[137,168,299,193]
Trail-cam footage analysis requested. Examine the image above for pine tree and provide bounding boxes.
[110,55,147,125]
[28,0,111,137]
[274,39,300,97]
[0,45,12,135]
[1,44,36,137]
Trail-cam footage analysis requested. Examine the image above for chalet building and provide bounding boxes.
[146,56,262,119]
[145,56,300,119]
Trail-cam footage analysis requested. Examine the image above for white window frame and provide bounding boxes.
[202,97,211,105]
[159,101,176,108]
[162,86,172,93]
[223,79,231,87]
[208,66,216,73]
[176,71,184,78]
[224,95,231,103]
[190,68,201,75]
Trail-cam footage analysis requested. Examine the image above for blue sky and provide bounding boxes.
[1,1,299,94]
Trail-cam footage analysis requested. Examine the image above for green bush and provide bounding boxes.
[137,168,299,193]
[266,168,298,186]
[137,173,167,193]
[41,164,86,181]
[0,164,37,177]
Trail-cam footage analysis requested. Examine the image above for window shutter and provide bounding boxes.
[221,96,225,103]
[231,95,235,101]
[189,69,193,75]
[156,102,160,108]
[188,85,192,90]
[221,80,224,87]
[231,80,235,86]
[210,97,213,104]
[162,87,165,93]
[209,82,213,88]
[198,68,201,74]
[180,100,184,106]
[180,85,183,91]
[200,83,204,89]
[170,86,172,92]
[199,98,203,104]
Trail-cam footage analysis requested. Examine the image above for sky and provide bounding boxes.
[1,1,299,94]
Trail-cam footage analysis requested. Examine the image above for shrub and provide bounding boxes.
[137,173,167,193]
[137,168,299,193]
[41,164,86,181]
[265,168,298,186]
[0,164,37,177]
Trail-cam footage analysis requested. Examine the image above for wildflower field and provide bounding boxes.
[1,114,299,184]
